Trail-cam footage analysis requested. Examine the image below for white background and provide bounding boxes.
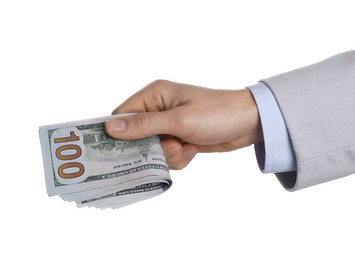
[1,1,354,259]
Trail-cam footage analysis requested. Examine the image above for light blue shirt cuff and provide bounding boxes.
[247,83,297,173]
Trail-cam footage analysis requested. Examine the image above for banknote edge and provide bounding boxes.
[39,127,56,195]
[38,113,135,131]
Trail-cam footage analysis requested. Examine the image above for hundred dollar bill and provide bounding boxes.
[39,114,171,209]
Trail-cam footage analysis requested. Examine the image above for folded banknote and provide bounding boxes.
[39,114,171,209]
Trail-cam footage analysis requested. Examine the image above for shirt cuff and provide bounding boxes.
[247,83,296,173]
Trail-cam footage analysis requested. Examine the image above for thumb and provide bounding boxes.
[105,111,175,140]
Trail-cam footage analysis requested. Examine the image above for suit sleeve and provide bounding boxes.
[261,50,355,191]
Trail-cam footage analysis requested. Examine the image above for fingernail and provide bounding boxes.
[106,119,127,133]
[182,147,197,160]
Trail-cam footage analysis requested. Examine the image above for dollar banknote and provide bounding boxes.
[39,114,172,209]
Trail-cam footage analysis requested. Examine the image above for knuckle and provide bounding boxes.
[151,79,170,87]
[166,155,185,170]
[134,112,151,130]
[144,79,176,111]
[167,156,189,170]
[147,79,173,93]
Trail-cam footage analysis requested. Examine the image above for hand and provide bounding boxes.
[105,80,263,170]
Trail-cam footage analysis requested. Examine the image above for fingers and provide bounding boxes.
[107,80,182,141]
[112,80,179,114]
[106,111,176,140]
[106,110,199,170]
[161,138,198,170]
[106,117,198,170]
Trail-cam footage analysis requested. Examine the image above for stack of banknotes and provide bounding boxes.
[39,115,172,209]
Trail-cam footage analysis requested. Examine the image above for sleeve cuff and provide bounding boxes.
[247,83,296,173]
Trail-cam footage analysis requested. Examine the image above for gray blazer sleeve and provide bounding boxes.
[261,51,355,191]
